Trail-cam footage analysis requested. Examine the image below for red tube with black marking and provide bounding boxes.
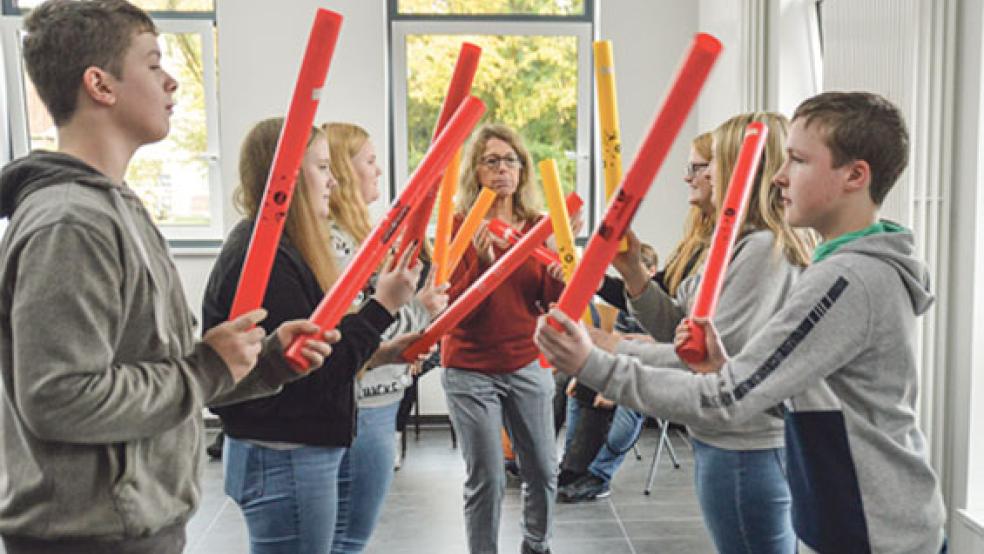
[393,42,482,268]
[676,122,768,364]
[284,96,486,370]
[549,33,722,330]
[229,9,343,319]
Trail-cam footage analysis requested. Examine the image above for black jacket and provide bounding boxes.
[202,219,394,446]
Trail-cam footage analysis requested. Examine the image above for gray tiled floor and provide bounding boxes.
[187,426,713,554]
[1,426,715,554]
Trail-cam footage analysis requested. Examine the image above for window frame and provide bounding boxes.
[0,15,223,243]
[387,2,596,236]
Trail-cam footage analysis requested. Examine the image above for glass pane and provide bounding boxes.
[14,0,214,11]
[405,33,579,205]
[22,31,212,226]
[397,0,584,16]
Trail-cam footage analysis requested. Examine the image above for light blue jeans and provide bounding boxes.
[692,438,796,554]
[223,436,346,554]
[589,406,645,483]
[332,402,401,554]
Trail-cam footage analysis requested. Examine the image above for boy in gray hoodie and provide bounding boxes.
[536,91,946,554]
[0,1,336,552]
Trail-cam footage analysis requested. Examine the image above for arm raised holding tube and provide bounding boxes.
[676,122,768,364]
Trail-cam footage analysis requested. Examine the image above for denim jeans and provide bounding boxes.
[692,438,795,554]
[443,362,557,554]
[589,406,646,483]
[332,402,401,554]
[223,436,346,554]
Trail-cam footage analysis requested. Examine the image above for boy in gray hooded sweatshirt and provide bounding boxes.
[536,91,946,554]
[0,1,337,552]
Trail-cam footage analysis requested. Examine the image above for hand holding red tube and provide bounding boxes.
[284,96,486,371]
[675,122,768,364]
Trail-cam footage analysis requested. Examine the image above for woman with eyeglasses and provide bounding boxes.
[441,124,570,554]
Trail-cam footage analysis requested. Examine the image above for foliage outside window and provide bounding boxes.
[397,0,583,16]
[405,33,578,195]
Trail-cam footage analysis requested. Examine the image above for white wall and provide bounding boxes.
[597,1,699,262]
[947,0,984,547]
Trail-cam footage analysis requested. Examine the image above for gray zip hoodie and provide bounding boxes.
[0,151,298,541]
[619,229,801,450]
[576,227,946,553]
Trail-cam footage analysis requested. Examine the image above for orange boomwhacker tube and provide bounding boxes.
[549,33,722,331]
[393,43,482,268]
[676,122,768,364]
[283,96,486,370]
[486,218,560,266]
[229,9,343,319]
[400,193,584,362]
[443,187,497,277]
[433,149,462,284]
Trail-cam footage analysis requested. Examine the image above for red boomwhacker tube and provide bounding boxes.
[549,33,722,331]
[229,9,343,319]
[676,122,768,364]
[400,193,584,362]
[487,218,561,266]
[392,42,482,268]
[283,96,487,370]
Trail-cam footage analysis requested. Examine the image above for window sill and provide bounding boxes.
[959,509,984,538]
[169,239,222,257]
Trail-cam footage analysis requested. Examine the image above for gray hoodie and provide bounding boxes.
[0,151,297,541]
[577,227,946,553]
[619,229,801,450]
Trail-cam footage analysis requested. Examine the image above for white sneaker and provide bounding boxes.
[394,432,403,471]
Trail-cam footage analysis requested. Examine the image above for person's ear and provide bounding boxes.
[80,66,116,107]
[844,159,870,194]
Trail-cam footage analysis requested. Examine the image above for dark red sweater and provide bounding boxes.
[441,215,565,373]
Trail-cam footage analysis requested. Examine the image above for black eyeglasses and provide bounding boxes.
[685,162,710,179]
[480,155,522,170]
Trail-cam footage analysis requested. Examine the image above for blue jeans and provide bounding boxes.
[692,438,795,554]
[332,402,401,554]
[223,436,346,554]
[589,406,645,483]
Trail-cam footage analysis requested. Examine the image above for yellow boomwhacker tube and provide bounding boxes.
[444,187,497,278]
[433,149,462,284]
[594,40,627,252]
[539,159,593,325]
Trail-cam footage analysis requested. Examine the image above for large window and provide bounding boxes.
[0,3,221,241]
[389,0,594,232]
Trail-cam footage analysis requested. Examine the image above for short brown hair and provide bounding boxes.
[23,0,156,126]
[793,91,908,205]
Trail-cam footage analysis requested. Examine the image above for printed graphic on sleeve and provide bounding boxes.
[700,277,850,408]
